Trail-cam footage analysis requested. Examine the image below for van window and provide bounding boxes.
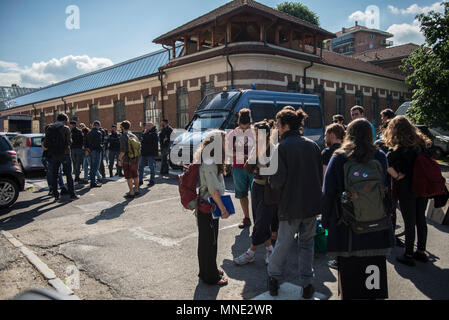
[249,103,276,122]
[304,106,322,129]
[277,103,302,111]
[0,136,12,152]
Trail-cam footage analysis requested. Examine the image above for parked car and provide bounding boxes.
[169,89,325,168]
[416,125,449,158]
[0,134,25,209]
[0,132,20,141]
[10,134,45,172]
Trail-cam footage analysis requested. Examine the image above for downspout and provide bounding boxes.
[158,68,166,120]
[61,97,67,114]
[226,53,234,90]
[303,61,314,94]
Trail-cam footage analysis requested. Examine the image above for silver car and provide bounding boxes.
[10,134,45,172]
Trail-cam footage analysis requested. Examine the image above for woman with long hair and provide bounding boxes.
[234,119,279,266]
[384,116,432,266]
[194,130,230,286]
[322,119,394,300]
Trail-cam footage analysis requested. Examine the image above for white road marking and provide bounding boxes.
[251,282,328,300]
[76,201,113,213]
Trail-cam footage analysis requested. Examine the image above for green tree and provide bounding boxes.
[400,2,449,130]
[276,2,320,26]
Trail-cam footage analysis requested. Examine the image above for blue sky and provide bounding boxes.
[0,0,445,87]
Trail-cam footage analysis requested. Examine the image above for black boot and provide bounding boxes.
[268,277,279,296]
[109,169,113,178]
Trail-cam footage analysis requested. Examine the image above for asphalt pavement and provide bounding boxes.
[0,163,448,300]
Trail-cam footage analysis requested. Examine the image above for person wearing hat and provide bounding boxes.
[69,120,84,183]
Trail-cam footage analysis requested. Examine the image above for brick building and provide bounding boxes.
[326,21,394,57]
[1,0,409,131]
[354,43,420,75]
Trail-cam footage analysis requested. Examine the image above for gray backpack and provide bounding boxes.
[340,157,391,234]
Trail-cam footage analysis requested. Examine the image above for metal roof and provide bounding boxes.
[5,46,183,109]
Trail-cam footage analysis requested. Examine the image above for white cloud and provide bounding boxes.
[386,19,425,45]
[388,2,445,15]
[0,55,113,88]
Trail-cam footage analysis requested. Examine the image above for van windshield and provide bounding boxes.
[196,91,240,111]
[189,112,229,132]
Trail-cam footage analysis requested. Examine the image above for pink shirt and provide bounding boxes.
[226,128,255,169]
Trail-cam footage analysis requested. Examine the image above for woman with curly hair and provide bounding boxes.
[194,130,230,286]
[384,116,432,266]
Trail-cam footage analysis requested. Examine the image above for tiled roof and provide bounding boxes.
[353,43,420,62]
[4,47,183,109]
[320,49,405,81]
[153,0,335,43]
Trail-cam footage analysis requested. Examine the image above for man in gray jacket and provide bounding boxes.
[267,108,323,299]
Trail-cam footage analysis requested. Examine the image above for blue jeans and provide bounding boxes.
[89,150,103,185]
[71,148,84,179]
[51,155,75,197]
[139,156,156,182]
[267,217,316,287]
[42,157,64,190]
[83,154,102,181]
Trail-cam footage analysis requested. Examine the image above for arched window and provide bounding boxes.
[144,95,161,130]
[113,100,126,124]
[336,88,345,116]
[89,104,99,125]
[177,87,189,129]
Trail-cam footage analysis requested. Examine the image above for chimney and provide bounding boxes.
[355,21,358,26]
[342,27,346,33]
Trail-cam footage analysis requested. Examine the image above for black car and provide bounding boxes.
[0,134,25,209]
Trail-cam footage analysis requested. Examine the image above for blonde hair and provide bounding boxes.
[194,130,227,175]
[383,116,431,152]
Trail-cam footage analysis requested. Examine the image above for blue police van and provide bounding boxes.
[170,89,325,168]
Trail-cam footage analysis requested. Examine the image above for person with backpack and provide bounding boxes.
[119,120,141,199]
[193,130,230,286]
[383,116,434,266]
[226,108,255,229]
[234,119,279,266]
[267,108,322,299]
[85,121,104,188]
[108,125,123,177]
[70,120,84,184]
[44,113,79,202]
[322,118,394,300]
[139,122,158,187]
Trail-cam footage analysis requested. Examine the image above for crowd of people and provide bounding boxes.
[41,113,173,201]
[37,104,446,300]
[194,105,447,300]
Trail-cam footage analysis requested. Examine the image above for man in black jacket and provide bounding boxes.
[159,119,173,175]
[267,108,323,299]
[139,122,158,186]
[70,121,84,183]
[108,125,122,177]
[85,121,104,188]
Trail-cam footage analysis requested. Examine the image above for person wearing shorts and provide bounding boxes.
[119,120,140,199]
[226,108,255,229]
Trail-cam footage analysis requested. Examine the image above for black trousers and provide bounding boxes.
[397,179,429,256]
[250,182,278,246]
[197,210,220,284]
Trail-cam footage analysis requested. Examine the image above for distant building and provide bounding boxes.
[326,21,393,57]
[353,43,420,75]
[0,86,38,110]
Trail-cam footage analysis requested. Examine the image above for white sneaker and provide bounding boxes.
[234,251,256,265]
[265,250,273,265]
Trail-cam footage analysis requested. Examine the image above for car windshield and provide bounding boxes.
[189,112,229,132]
[196,91,240,111]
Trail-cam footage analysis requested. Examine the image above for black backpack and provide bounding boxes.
[46,125,66,156]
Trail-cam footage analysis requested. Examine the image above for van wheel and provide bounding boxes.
[0,178,20,209]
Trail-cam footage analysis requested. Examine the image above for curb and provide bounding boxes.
[1,230,80,300]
